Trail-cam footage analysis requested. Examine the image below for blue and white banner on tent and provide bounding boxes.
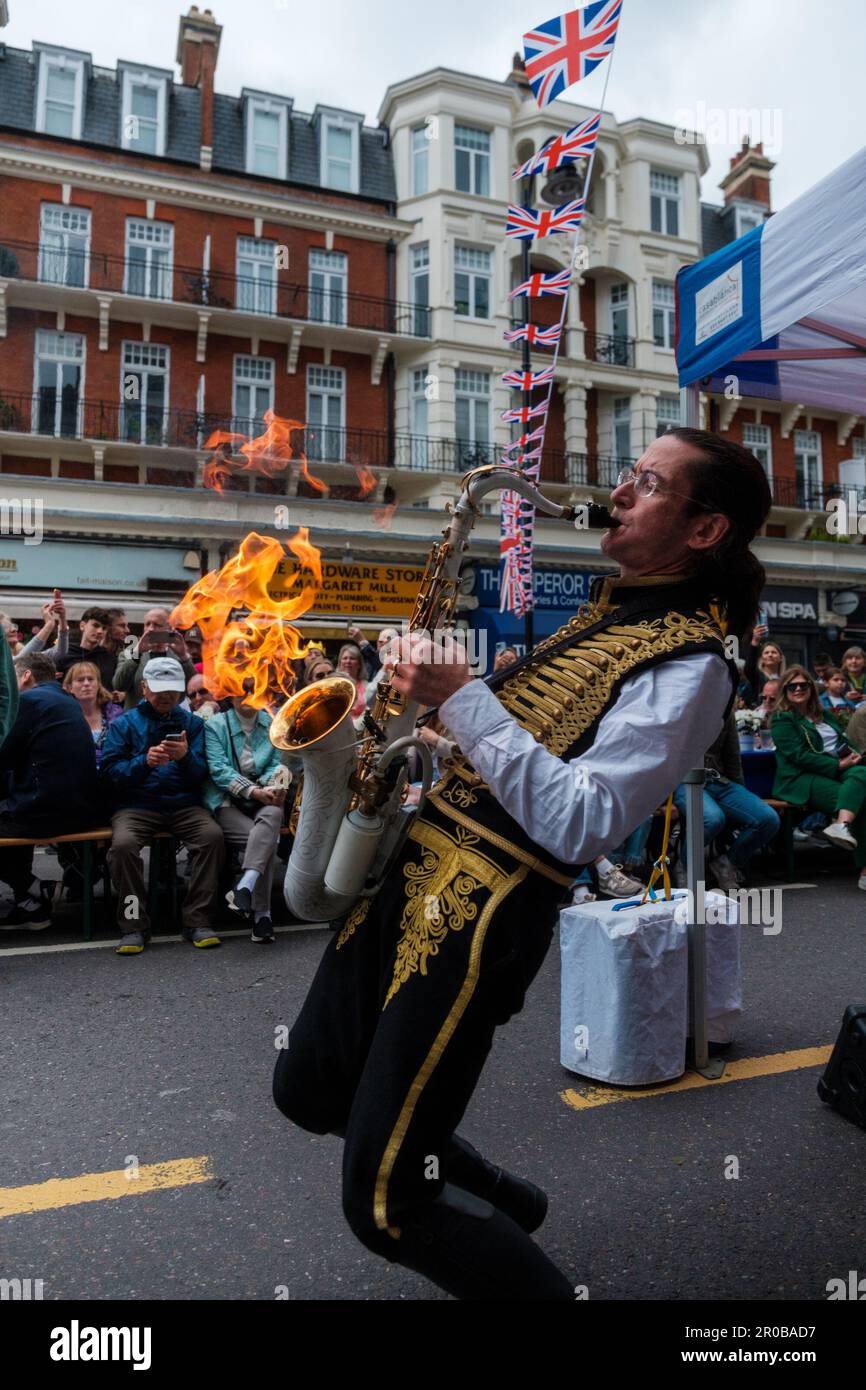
[676,145,866,415]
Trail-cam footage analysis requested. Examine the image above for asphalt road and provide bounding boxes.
[1,855,865,1303]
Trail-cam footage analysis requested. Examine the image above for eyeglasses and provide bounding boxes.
[614,467,705,506]
[785,682,811,692]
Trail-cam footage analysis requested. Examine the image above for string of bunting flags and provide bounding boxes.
[498,0,623,622]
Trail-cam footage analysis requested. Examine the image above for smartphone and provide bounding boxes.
[145,629,175,646]
[162,732,185,744]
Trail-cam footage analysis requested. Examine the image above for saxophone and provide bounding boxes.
[269,464,612,922]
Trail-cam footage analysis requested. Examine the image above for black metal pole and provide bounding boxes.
[522,171,535,654]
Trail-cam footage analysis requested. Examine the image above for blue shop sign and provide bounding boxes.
[473,562,600,611]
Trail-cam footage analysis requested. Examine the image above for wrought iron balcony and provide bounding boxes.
[584,332,636,368]
[0,238,431,338]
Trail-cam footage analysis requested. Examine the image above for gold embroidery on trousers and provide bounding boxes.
[373,862,530,1239]
[383,821,504,1011]
[335,896,371,951]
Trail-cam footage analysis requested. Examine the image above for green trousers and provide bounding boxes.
[806,766,866,869]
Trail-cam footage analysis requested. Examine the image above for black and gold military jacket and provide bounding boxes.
[419,572,738,885]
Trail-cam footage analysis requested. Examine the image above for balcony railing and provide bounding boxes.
[0,238,431,338]
[584,332,636,368]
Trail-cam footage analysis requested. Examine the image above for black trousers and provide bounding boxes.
[273,813,572,1297]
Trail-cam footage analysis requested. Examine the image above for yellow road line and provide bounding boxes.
[0,1156,213,1219]
[561,1045,833,1113]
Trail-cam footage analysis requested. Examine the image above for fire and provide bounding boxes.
[171,530,322,710]
[203,410,328,496]
[353,464,377,499]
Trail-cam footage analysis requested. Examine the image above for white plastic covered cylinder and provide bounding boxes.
[324,809,385,900]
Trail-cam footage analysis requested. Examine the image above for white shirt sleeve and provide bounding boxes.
[439,652,730,866]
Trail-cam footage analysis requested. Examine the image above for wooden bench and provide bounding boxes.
[0,828,113,940]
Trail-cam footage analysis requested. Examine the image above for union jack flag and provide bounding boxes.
[501,367,555,390]
[502,425,546,457]
[508,268,571,300]
[523,0,623,109]
[512,113,601,180]
[502,322,562,348]
[501,401,550,423]
[506,198,585,240]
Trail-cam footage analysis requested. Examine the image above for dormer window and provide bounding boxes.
[120,67,169,157]
[244,93,289,178]
[735,204,765,239]
[35,47,87,140]
[317,109,361,193]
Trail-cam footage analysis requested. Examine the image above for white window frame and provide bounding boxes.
[794,428,823,504]
[120,68,168,158]
[652,279,676,350]
[232,355,275,436]
[411,125,429,196]
[410,243,430,336]
[655,393,682,437]
[35,49,86,141]
[454,244,493,321]
[319,113,360,193]
[613,396,632,461]
[38,204,92,288]
[454,124,491,197]
[735,204,765,239]
[120,341,170,445]
[124,218,174,301]
[410,366,430,469]
[455,368,491,464]
[743,421,773,482]
[244,95,289,178]
[236,236,278,316]
[852,438,866,459]
[306,364,346,461]
[32,330,86,438]
[650,169,681,237]
[308,249,348,326]
[609,280,629,337]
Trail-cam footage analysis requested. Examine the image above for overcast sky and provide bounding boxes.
[5,0,865,210]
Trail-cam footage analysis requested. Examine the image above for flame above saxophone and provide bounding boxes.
[269,465,614,922]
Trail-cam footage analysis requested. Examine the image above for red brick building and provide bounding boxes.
[0,8,425,622]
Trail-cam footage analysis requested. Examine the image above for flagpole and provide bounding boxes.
[521,166,536,654]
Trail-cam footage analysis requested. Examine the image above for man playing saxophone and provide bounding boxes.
[273,427,772,1300]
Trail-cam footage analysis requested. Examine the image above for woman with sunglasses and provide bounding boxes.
[771,666,866,888]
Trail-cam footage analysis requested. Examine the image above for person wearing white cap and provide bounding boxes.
[100,656,225,954]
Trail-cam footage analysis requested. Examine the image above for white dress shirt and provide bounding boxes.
[439,652,730,866]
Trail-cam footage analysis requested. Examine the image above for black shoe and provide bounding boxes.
[393,1183,573,1301]
[446,1134,548,1234]
[226,883,253,915]
[251,915,275,944]
[0,900,52,931]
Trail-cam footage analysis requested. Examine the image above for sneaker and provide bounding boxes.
[226,884,253,915]
[116,931,146,954]
[823,822,858,851]
[596,863,644,898]
[570,889,597,906]
[858,873,866,892]
[709,854,741,892]
[183,925,221,948]
[0,900,52,930]
[251,915,275,944]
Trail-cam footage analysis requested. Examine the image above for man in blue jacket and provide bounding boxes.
[0,652,100,928]
[100,656,224,955]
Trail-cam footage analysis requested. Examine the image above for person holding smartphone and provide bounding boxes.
[113,607,197,711]
[100,656,225,953]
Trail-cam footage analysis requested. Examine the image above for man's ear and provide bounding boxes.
[686,511,731,554]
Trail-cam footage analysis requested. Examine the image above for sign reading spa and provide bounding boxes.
[269,560,423,619]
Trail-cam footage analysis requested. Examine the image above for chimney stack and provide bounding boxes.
[176,6,222,172]
[718,137,775,211]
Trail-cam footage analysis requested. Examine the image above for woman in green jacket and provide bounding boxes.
[0,627,18,747]
[771,665,866,888]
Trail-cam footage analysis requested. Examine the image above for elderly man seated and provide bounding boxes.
[100,656,224,955]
